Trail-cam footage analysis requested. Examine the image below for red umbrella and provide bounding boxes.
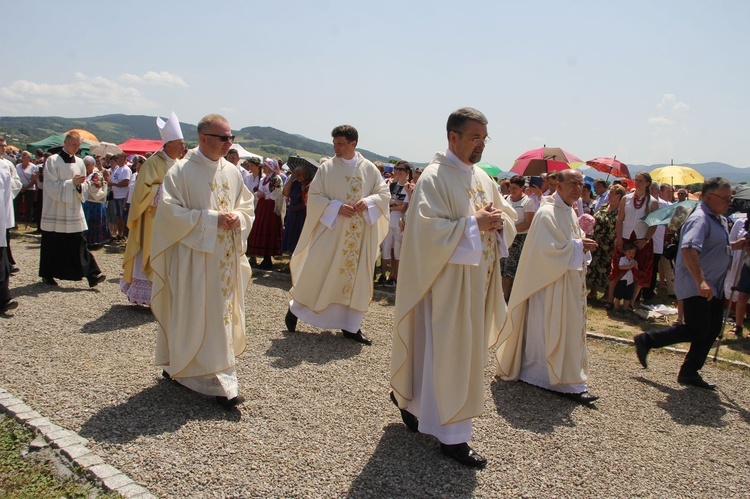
[585,156,631,179]
[510,146,583,176]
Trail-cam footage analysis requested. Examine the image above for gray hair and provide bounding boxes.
[702,177,732,195]
[197,114,229,134]
[446,107,488,138]
[83,156,95,166]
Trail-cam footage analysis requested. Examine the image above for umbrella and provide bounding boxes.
[510,146,583,176]
[287,155,319,179]
[731,184,750,213]
[475,162,503,177]
[585,156,631,179]
[641,200,698,227]
[650,164,704,186]
[85,140,123,156]
[65,129,99,142]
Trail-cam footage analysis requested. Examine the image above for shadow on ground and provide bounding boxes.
[491,378,579,434]
[633,376,726,427]
[347,424,478,498]
[81,303,154,334]
[79,378,241,444]
[265,330,362,368]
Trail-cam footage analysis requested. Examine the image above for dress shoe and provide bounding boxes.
[389,391,419,432]
[216,396,240,408]
[440,443,487,469]
[0,300,18,313]
[633,333,650,369]
[162,369,172,380]
[561,391,599,404]
[9,266,20,275]
[677,373,716,390]
[342,329,372,345]
[285,308,298,332]
[88,274,106,288]
[42,276,58,286]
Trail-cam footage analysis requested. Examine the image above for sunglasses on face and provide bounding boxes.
[203,133,235,142]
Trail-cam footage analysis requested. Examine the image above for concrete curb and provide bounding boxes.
[0,387,157,498]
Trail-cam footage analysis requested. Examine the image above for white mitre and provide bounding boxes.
[156,111,183,143]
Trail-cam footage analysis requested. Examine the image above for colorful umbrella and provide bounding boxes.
[585,156,631,179]
[650,164,704,186]
[65,128,99,142]
[510,146,583,176]
[475,162,503,177]
[641,200,698,227]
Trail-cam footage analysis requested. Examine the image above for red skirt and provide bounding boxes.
[247,198,282,257]
[609,231,653,288]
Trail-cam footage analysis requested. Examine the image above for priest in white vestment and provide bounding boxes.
[286,125,389,346]
[390,108,517,468]
[150,114,255,408]
[0,139,22,313]
[121,112,184,306]
[496,169,600,404]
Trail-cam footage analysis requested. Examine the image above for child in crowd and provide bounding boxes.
[614,241,638,312]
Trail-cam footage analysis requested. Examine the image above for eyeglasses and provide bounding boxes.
[710,192,733,203]
[454,131,491,146]
[202,133,235,142]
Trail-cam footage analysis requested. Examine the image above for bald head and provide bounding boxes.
[556,169,584,206]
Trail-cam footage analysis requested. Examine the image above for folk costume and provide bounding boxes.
[150,148,254,399]
[121,112,183,305]
[496,192,591,395]
[288,153,389,334]
[390,150,517,444]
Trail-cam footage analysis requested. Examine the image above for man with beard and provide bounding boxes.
[38,132,106,287]
[390,108,517,467]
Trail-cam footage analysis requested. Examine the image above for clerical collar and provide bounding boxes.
[340,152,359,167]
[445,149,473,173]
[158,149,175,166]
[195,148,221,166]
[553,191,570,207]
[59,150,76,163]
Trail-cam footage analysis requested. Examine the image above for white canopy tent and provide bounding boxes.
[229,143,263,160]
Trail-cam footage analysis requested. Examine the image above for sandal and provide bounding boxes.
[603,301,614,311]
[731,325,744,338]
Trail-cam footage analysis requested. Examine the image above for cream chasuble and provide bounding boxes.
[151,149,255,398]
[289,153,389,331]
[495,192,590,388]
[122,151,173,283]
[390,151,517,429]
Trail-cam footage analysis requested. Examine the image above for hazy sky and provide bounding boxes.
[2,0,748,169]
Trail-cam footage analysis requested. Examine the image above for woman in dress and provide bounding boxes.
[587,184,626,302]
[607,171,660,310]
[247,158,284,270]
[280,164,312,254]
[501,175,536,301]
[81,156,111,247]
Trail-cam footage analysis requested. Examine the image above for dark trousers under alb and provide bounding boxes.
[38,231,100,281]
[641,295,723,377]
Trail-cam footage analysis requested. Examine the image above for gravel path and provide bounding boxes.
[2,234,750,498]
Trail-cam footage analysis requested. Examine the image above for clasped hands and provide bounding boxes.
[474,203,504,232]
[218,212,241,230]
[339,199,368,218]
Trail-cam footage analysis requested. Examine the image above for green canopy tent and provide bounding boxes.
[26,133,91,155]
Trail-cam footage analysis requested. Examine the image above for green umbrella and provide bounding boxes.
[641,200,698,227]
[475,162,503,177]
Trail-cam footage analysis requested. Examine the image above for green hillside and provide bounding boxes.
[0,114,399,163]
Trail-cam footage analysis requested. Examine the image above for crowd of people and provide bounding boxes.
[0,107,747,469]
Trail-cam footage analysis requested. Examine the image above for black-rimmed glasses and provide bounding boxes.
[203,133,235,142]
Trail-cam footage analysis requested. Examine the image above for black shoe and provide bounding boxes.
[258,258,273,270]
[440,443,487,468]
[42,276,58,286]
[376,274,386,285]
[561,391,599,404]
[390,391,419,432]
[162,369,172,380]
[285,308,298,332]
[342,329,372,345]
[9,266,19,275]
[677,373,716,390]
[216,396,240,408]
[384,278,396,287]
[0,300,18,313]
[633,334,650,369]
[88,274,106,287]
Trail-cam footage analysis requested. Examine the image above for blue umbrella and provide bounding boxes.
[642,200,698,227]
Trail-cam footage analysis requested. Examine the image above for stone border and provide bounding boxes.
[0,387,156,498]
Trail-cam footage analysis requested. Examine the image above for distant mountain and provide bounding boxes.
[0,114,400,163]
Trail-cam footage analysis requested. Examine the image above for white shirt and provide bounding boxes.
[111,165,132,200]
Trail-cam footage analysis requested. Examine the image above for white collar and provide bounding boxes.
[445,149,473,173]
